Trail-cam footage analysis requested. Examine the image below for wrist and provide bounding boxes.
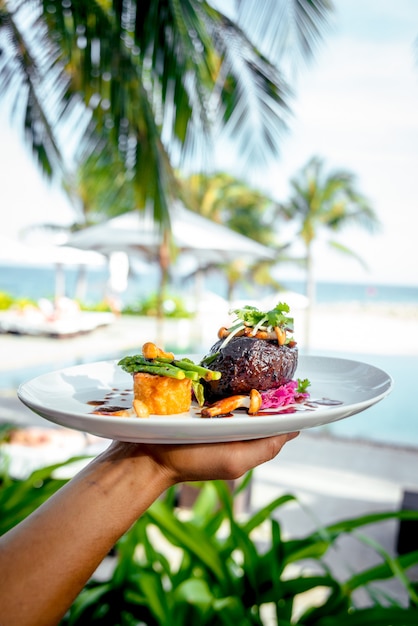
[92,441,175,512]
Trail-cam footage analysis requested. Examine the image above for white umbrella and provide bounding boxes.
[65,205,275,343]
[65,203,275,265]
[0,236,106,299]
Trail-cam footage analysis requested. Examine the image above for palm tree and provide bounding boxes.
[278,155,380,346]
[179,171,282,246]
[179,170,299,303]
[0,0,333,231]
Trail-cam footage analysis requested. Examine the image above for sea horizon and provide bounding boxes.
[1,262,417,308]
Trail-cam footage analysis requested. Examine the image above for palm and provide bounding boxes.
[279,156,380,344]
[0,0,332,227]
[180,171,299,302]
[180,171,282,246]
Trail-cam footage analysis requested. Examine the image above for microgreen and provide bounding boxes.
[230,302,294,331]
[297,378,311,394]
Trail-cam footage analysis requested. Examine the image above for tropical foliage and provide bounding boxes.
[278,156,380,303]
[180,171,281,247]
[276,155,380,346]
[179,170,304,302]
[65,486,418,625]
[0,0,333,228]
[2,452,418,625]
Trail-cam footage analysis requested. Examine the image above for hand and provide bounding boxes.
[0,431,298,626]
[105,431,299,488]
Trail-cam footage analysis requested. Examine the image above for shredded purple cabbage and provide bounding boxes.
[260,380,309,408]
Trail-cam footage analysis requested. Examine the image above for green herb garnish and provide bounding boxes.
[220,302,295,348]
[232,302,294,331]
[296,378,311,394]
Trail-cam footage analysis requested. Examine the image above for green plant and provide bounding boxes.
[123,294,193,319]
[78,300,113,313]
[2,454,418,625]
[0,292,38,311]
[62,480,418,625]
[0,291,14,310]
[0,451,86,536]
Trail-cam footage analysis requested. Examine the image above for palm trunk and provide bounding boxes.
[156,234,170,346]
[227,278,235,308]
[304,242,315,352]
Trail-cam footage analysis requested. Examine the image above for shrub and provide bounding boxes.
[1,453,418,625]
[78,300,113,312]
[0,291,14,310]
[61,480,418,625]
[122,293,193,319]
[0,292,38,311]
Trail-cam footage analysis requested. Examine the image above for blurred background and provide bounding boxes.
[1,0,417,448]
[1,1,418,619]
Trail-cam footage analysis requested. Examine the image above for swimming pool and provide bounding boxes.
[307,351,418,449]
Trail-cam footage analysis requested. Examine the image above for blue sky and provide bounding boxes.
[1,0,418,286]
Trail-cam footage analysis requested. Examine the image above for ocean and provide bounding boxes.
[1,263,418,449]
[1,262,418,306]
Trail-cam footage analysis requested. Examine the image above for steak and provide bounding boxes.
[200,336,298,402]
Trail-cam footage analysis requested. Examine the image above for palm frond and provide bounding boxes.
[229,0,333,67]
[328,240,369,270]
[0,0,334,226]
[209,17,292,167]
[0,1,79,178]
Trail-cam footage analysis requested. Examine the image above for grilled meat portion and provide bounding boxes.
[200,336,298,402]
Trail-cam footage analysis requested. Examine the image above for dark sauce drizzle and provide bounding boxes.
[86,389,343,419]
[87,388,133,415]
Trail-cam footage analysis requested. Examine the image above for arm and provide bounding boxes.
[0,433,298,626]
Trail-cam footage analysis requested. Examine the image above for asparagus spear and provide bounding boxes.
[118,354,219,381]
[172,359,221,381]
[118,356,183,377]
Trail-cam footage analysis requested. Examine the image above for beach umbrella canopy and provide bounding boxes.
[64,203,275,266]
[0,236,106,299]
[0,236,106,267]
[65,204,276,340]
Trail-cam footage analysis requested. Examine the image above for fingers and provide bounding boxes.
[171,431,300,482]
[270,431,300,455]
[105,431,300,486]
[226,431,300,478]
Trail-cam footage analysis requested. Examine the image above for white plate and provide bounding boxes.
[17,356,393,444]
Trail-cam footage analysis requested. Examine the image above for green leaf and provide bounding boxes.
[313,509,418,540]
[282,537,331,564]
[230,302,293,331]
[188,482,224,526]
[270,519,289,622]
[0,455,87,535]
[315,606,418,626]
[146,499,228,583]
[173,578,213,608]
[297,378,311,393]
[242,493,296,534]
[344,544,418,601]
[212,596,254,626]
[133,569,171,624]
[66,583,112,623]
